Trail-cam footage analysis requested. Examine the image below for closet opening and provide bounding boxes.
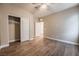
[8,15,21,44]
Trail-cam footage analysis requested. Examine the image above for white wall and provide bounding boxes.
[0,4,35,48]
[29,15,35,39]
[42,6,79,43]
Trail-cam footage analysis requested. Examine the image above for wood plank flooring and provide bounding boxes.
[0,37,79,56]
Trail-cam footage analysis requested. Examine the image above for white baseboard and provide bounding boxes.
[0,44,9,49]
[45,37,79,45]
[9,40,15,43]
[21,39,30,42]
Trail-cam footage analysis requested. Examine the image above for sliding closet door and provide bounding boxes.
[9,22,15,42]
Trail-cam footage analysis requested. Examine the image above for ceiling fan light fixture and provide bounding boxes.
[40,4,47,9]
[33,3,47,9]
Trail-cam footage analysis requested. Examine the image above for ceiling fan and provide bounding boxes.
[32,3,50,9]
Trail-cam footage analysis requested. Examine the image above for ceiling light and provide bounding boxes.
[39,19,43,22]
[40,4,47,9]
[32,3,47,9]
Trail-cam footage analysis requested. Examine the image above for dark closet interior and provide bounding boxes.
[8,15,21,43]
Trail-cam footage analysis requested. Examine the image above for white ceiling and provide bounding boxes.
[1,3,78,17]
[35,3,78,17]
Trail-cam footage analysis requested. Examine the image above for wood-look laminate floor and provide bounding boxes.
[0,37,79,56]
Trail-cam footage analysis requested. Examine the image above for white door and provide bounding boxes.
[35,22,44,37]
[9,23,15,42]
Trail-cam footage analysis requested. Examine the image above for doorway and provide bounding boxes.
[35,21,44,37]
[8,15,21,44]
